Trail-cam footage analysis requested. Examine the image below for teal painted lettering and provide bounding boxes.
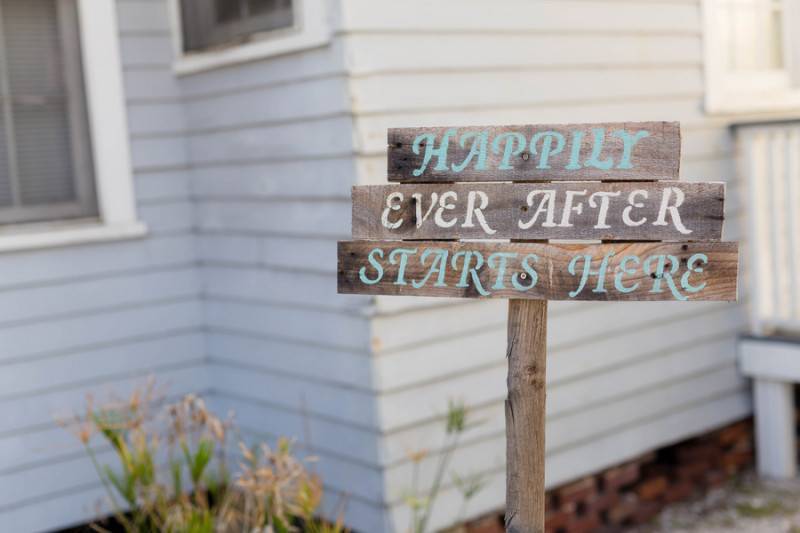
[644,254,685,301]
[488,252,518,289]
[511,254,539,291]
[530,131,566,169]
[565,130,584,170]
[412,248,449,288]
[614,129,650,169]
[359,248,384,285]
[614,255,641,293]
[452,130,489,172]
[681,253,708,294]
[411,128,457,177]
[451,250,490,296]
[567,251,615,297]
[389,248,418,286]
[584,128,614,170]
[492,132,526,170]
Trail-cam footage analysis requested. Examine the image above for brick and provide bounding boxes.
[589,491,620,514]
[676,461,707,482]
[633,501,662,525]
[636,476,668,501]
[676,442,717,463]
[664,481,695,504]
[717,421,751,446]
[704,469,727,489]
[602,462,640,491]
[566,514,601,533]
[607,493,639,525]
[545,510,570,532]
[556,476,597,507]
[721,451,753,474]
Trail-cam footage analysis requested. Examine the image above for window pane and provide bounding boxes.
[721,0,785,71]
[3,0,74,205]
[215,0,241,24]
[182,0,294,53]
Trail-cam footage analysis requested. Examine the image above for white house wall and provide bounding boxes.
[0,0,762,532]
[340,0,752,530]
[0,0,204,531]
[178,12,383,532]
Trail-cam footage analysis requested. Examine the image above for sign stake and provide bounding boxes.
[505,299,547,533]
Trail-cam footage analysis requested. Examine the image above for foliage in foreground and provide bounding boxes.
[63,381,345,533]
[404,400,488,533]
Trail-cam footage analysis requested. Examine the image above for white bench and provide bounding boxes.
[739,336,800,479]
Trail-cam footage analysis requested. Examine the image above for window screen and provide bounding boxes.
[0,0,96,225]
[181,0,294,53]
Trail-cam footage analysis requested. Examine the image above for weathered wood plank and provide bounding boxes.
[388,121,680,182]
[352,182,724,241]
[337,241,738,301]
[506,299,547,532]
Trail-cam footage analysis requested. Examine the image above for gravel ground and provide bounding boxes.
[628,471,800,533]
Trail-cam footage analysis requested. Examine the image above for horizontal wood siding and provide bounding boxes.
[181,9,380,531]
[340,0,750,530]
[0,1,203,531]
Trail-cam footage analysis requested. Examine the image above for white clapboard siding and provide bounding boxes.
[0,0,202,530]
[340,0,751,530]
[737,123,800,334]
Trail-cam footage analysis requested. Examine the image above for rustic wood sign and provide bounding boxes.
[388,121,680,182]
[339,241,738,301]
[352,182,725,241]
[338,121,739,532]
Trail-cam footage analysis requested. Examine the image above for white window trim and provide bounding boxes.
[168,0,331,76]
[0,0,146,253]
[703,0,800,114]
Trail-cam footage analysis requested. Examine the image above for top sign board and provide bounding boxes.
[388,121,680,182]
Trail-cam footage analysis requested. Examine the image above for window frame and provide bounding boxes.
[703,0,800,113]
[0,0,145,253]
[168,0,331,76]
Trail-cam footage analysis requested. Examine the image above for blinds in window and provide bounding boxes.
[0,0,96,224]
[181,0,294,53]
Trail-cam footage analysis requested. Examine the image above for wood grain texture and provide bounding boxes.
[506,299,547,533]
[337,240,739,301]
[352,182,724,241]
[388,121,679,182]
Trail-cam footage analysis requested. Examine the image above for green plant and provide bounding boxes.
[63,381,346,533]
[405,400,487,533]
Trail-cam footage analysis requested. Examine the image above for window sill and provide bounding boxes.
[0,219,147,254]
[173,29,330,76]
[705,90,800,116]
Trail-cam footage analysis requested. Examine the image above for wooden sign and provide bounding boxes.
[338,120,738,532]
[388,121,680,182]
[338,241,738,302]
[352,181,724,241]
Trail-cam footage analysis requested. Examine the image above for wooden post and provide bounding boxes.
[505,299,547,533]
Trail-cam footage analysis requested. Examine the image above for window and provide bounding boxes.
[703,0,800,112]
[0,0,96,225]
[0,0,144,253]
[180,0,294,53]
[170,0,331,75]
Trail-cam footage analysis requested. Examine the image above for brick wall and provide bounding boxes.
[462,418,754,533]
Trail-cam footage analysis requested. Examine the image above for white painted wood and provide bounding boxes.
[738,123,800,334]
[754,379,798,478]
[340,0,700,33]
[77,0,139,227]
[169,0,332,75]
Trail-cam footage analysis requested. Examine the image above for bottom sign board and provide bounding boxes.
[338,241,739,301]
